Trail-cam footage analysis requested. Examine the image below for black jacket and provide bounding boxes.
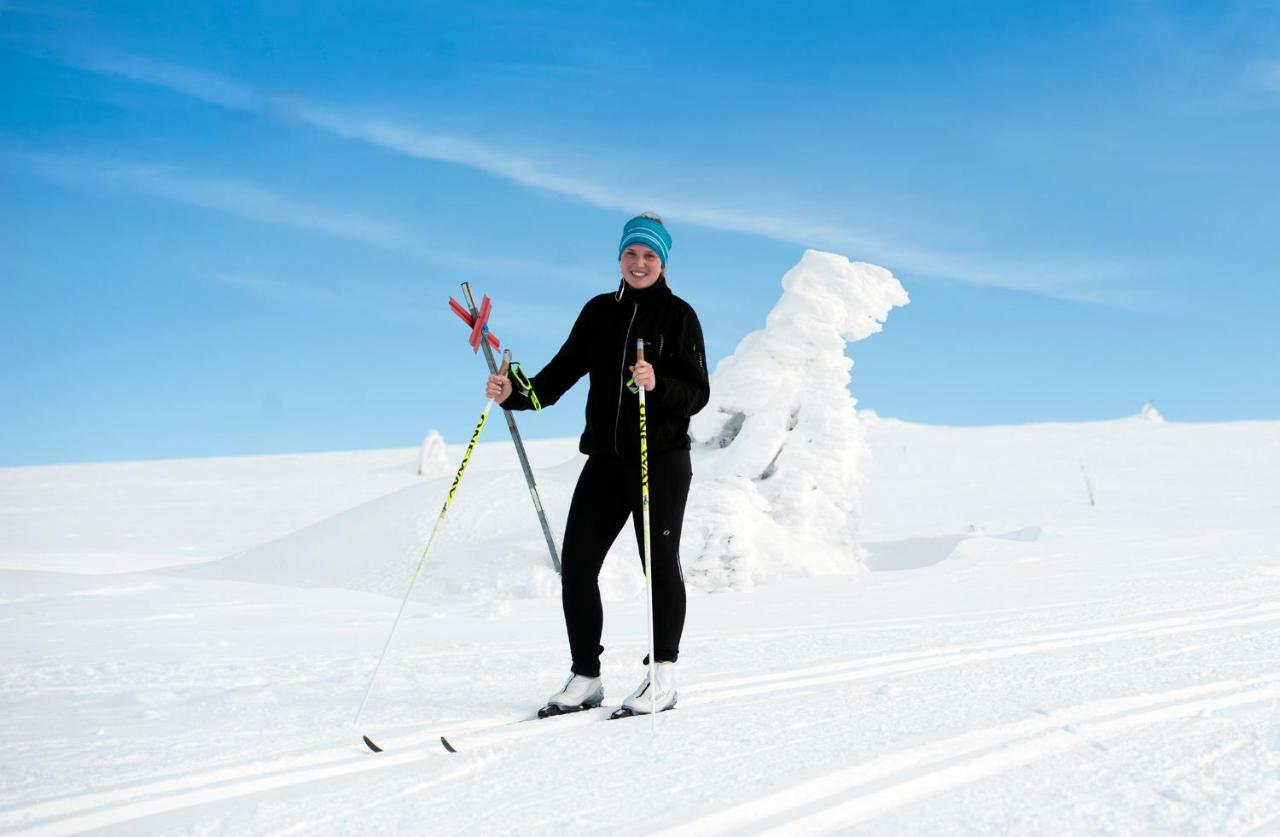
[504,279,710,460]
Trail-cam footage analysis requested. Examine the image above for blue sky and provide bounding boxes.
[2,1,1278,466]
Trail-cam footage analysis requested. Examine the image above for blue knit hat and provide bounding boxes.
[618,213,672,265]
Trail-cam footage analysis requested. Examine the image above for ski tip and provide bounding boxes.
[440,736,457,753]
[362,735,383,753]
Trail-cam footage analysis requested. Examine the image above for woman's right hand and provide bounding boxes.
[486,373,512,404]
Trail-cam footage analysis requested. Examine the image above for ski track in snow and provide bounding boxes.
[4,598,1278,834]
[663,676,1280,836]
[682,599,1280,703]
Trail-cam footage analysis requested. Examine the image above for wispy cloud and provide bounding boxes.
[206,273,431,323]
[14,149,590,318]
[15,150,411,247]
[10,149,598,285]
[78,53,634,209]
[83,53,268,111]
[74,52,1139,304]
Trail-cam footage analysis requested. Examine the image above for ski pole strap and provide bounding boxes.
[511,363,542,411]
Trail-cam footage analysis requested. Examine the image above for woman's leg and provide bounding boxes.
[630,449,692,664]
[560,456,631,678]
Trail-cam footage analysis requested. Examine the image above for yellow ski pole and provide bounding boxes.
[637,338,658,734]
[357,350,511,751]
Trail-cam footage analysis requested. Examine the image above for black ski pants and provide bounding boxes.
[561,449,691,678]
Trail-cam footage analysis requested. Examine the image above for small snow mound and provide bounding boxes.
[684,250,908,590]
[418,430,448,475]
[187,466,572,603]
[1138,402,1164,423]
[857,408,913,429]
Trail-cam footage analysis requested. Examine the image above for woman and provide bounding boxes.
[486,213,710,717]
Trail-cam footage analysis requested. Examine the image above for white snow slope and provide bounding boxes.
[2,254,1279,835]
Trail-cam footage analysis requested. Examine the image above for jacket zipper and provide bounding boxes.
[614,301,639,456]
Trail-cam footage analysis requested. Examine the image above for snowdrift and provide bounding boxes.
[192,250,907,600]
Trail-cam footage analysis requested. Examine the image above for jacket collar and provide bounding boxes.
[614,275,672,307]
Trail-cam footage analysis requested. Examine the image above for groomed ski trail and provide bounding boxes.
[660,674,1280,836]
[4,597,1278,834]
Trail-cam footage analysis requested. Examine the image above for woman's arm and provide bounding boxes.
[500,302,593,412]
[654,305,710,417]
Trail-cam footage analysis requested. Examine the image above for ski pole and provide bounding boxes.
[637,338,658,734]
[460,283,562,574]
[356,350,511,748]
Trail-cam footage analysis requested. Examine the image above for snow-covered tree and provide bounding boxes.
[683,250,908,590]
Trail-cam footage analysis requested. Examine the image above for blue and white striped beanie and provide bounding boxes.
[618,213,672,265]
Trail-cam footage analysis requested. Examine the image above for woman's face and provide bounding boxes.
[620,244,663,290]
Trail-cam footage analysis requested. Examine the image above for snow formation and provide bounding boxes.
[683,250,908,589]
[417,430,447,475]
[1139,401,1165,423]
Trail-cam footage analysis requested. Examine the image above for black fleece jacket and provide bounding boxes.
[503,279,710,460]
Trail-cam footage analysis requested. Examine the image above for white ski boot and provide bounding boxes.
[538,673,604,718]
[611,662,677,718]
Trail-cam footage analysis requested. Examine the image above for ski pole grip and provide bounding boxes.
[461,282,478,312]
[498,349,512,377]
[636,338,645,364]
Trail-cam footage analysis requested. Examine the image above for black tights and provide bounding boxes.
[560,450,691,678]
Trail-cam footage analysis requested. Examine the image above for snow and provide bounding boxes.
[417,430,448,476]
[0,448,429,575]
[687,250,908,589]
[2,251,1279,834]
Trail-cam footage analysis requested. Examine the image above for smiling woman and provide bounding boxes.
[484,212,710,719]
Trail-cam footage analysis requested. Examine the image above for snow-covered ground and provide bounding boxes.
[2,415,1278,835]
[2,251,1278,834]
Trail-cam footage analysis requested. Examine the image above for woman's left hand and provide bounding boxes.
[630,360,656,392]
